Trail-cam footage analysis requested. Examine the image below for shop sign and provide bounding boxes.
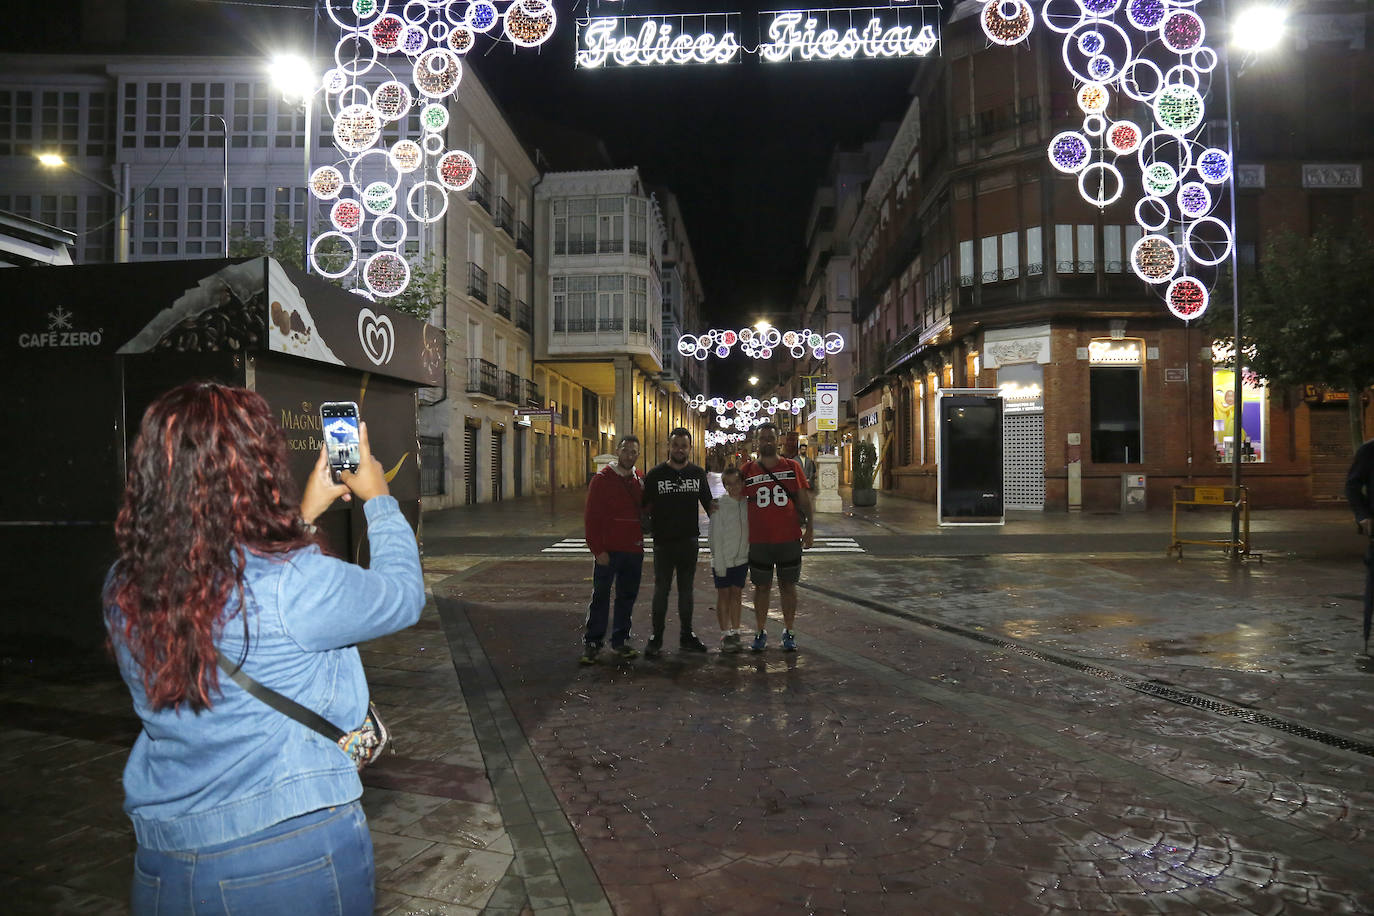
[1302,384,1348,403]
[16,306,105,350]
[996,362,1044,413]
[858,410,880,429]
[1088,338,1144,365]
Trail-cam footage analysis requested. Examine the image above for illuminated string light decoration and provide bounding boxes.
[677,328,845,361]
[980,0,1238,321]
[310,1,558,296]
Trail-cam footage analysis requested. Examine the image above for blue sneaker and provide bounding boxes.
[781,630,796,652]
[750,630,767,652]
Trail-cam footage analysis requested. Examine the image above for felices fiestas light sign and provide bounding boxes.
[575,6,941,69]
[1088,338,1145,366]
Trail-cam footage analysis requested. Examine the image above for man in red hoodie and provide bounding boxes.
[582,434,645,664]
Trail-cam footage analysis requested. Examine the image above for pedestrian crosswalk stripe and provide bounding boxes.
[541,536,864,554]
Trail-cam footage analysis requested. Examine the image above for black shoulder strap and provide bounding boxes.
[216,650,345,742]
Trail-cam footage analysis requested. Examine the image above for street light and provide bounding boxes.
[269,54,317,272]
[37,152,129,263]
[1220,3,1286,553]
[748,375,759,386]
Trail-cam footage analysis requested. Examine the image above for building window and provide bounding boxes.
[140,187,180,256]
[598,274,624,331]
[553,275,597,331]
[1089,367,1142,463]
[0,89,36,156]
[1026,226,1043,276]
[598,196,624,253]
[629,197,647,255]
[1055,224,1097,273]
[420,436,445,496]
[1211,366,1267,463]
[188,82,227,148]
[231,186,268,241]
[958,239,974,286]
[186,187,225,255]
[555,198,596,255]
[629,275,648,332]
[231,81,269,148]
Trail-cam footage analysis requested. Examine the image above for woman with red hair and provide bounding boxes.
[104,381,424,915]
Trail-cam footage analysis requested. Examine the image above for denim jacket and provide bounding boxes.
[107,495,425,851]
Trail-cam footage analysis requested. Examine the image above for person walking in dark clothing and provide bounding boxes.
[582,435,645,665]
[1345,437,1374,650]
[642,427,714,657]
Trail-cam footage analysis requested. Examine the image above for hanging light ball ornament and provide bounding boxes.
[505,0,557,48]
[1177,181,1212,218]
[1197,148,1231,184]
[333,104,383,154]
[371,81,412,123]
[1049,131,1091,173]
[1165,276,1209,321]
[466,0,499,32]
[1142,160,1179,196]
[1160,9,1205,54]
[981,0,1035,46]
[364,251,411,298]
[1106,120,1142,155]
[389,139,423,173]
[370,14,405,52]
[310,165,345,200]
[448,25,475,54]
[1153,83,1205,135]
[1131,235,1178,284]
[437,150,477,191]
[413,48,462,98]
[420,102,449,133]
[1127,0,1167,31]
[362,181,397,215]
[331,198,363,233]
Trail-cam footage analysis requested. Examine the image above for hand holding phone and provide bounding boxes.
[339,421,388,502]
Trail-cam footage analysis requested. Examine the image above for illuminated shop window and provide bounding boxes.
[1211,366,1267,462]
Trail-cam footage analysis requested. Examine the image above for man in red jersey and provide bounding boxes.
[581,434,644,665]
[739,423,814,652]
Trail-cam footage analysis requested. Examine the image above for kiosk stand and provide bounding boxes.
[937,388,1005,527]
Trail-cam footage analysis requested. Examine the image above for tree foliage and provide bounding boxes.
[229,218,444,322]
[1206,222,1374,446]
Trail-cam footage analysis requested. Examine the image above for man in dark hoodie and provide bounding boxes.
[582,435,644,665]
[641,427,714,657]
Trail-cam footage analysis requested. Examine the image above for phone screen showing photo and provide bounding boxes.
[321,403,360,471]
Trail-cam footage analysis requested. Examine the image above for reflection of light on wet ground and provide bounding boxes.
[1136,622,1288,671]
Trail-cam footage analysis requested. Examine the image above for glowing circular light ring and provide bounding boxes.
[1160,9,1205,54]
[1142,160,1180,196]
[322,68,348,95]
[782,330,799,348]
[1078,161,1125,207]
[413,48,461,99]
[1077,30,1104,56]
[1087,55,1116,81]
[1049,131,1092,174]
[1177,181,1212,218]
[1134,196,1171,231]
[326,0,381,31]
[371,213,408,250]
[1040,0,1083,34]
[1196,148,1231,185]
[722,330,738,346]
[311,231,358,279]
[335,83,373,111]
[389,139,423,173]
[347,148,400,199]
[824,332,844,354]
[763,328,781,347]
[505,0,557,49]
[334,34,379,79]
[760,347,774,359]
[1162,64,1201,92]
[362,180,398,215]
[1083,114,1105,137]
[1126,0,1168,30]
[310,165,345,200]
[1119,57,1164,102]
[678,334,698,356]
[1153,83,1205,136]
[1183,216,1233,266]
[364,251,410,298]
[438,150,477,191]
[1106,119,1142,154]
[371,80,412,122]
[333,103,383,154]
[330,198,364,233]
[716,345,730,358]
[1062,20,1132,84]
[1131,234,1179,284]
[1189,47,1218,73]
[427,19,450,42]
[694,347,708,361]
[738,327,755,343]
[406,179,449,223]
[1077,83,1109,114]
[787,345,803,359]
[981,0,1035,47]
[420,102,449,133]
[1137,130,1196,176]
[1166,276,1209,321]
[467,0,498,33]
[421,132,444,155]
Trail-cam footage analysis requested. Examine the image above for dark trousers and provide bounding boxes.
[650,537,699,641]
[585,551,643,648]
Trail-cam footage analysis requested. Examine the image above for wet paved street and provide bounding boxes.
[4,494,1373,913]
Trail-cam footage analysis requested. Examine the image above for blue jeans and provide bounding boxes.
[131,801,373,916]
[585,550,643,648]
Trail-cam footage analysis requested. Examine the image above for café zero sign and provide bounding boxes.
[575,5,941,69]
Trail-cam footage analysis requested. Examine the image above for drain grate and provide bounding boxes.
[802,582,1374,759]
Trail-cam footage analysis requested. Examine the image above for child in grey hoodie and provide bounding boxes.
[708,466,750,653]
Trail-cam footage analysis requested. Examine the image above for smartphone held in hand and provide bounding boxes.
[320,401,361,481]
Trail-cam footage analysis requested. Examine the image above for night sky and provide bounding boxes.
[9,0,921,327]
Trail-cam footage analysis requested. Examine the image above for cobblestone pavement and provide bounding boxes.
[433,550,1374,915]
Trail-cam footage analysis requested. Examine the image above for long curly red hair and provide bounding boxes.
[106,382,318,712]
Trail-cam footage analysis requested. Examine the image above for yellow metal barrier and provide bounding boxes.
[1168,485,1252,558]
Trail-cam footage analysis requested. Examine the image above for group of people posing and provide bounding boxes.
[581,422,816,662]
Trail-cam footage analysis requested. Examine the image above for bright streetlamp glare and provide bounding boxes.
[748,375,759,386]
[269,54,315,101]
[753,320,771,332]
[1232,6,1287,52]
[37,153,65,167]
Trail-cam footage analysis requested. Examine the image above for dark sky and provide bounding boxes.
[10,0,919,324]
